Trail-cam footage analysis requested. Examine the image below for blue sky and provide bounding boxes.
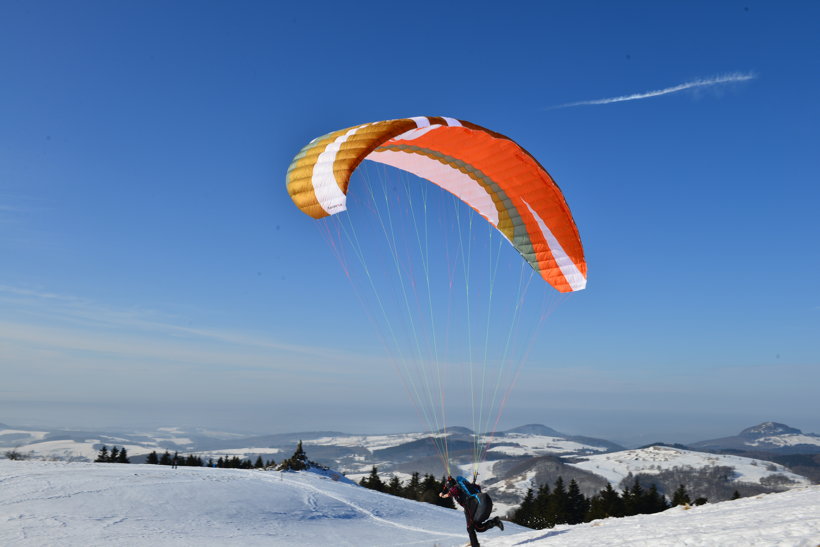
[1,1,818,445]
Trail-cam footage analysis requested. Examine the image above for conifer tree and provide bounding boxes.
[95,446,109,463]
[254,456,264,468]
[671,484,691,506]
[387,475,402,496]
[146,451,159,465]
[623,477,644,516]
[360,466,385,492]
[531,483,551,529]
[511,488,536,528]
[546,476,569,527]
[586,490,605,521]
[587,483,624,521]
[645,484,669,514]
[603,482,625,518]
[159,451,172,466]
[110,447,120,462]
[404,472,422,501]
[277,440,322,471]
[419,474,441,504]
[566,479,589,524]
[117,447,130,463]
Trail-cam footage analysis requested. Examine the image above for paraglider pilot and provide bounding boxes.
[440,475,504,547]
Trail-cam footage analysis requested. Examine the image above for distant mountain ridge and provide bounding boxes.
[740,422,803,438]
[504,424,564,436]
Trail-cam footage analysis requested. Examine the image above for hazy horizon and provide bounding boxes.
[2,400,817,448]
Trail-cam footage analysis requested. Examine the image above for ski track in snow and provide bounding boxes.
[1,460,819,546]
[277,471,464,538]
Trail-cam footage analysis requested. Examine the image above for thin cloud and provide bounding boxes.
[549,72,756,109]
[0,284,385,370]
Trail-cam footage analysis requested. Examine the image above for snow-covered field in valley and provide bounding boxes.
[1,460,819,546]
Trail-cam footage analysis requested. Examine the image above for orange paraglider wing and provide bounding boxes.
[286,116,586,292]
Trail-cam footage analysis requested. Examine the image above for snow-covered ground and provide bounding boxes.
[490,486,820,546]
[0,429,166,461]
[570,445,811,488]
[0,460,509,546]
[309,432,434,451]
[0,428,49,443]
[487,434,610,457]
[749,434,820,448]
[2,460,818,546]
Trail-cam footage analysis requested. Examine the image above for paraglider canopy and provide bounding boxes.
[287,116,586,293]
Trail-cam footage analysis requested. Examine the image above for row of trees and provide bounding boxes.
[511,477,716,529]
[90,440,320,470]
[94,446,130,463]
[354,465,731,527]
[141,440,321,471]
[358,467,455,509]
[143,450,276,469]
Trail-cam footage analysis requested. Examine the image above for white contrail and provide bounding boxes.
[550,72,756,109]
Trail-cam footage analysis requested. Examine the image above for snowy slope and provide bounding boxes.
[309,432,433,451]
[0,460,511,546]
[486,433,611,457]
[488,486,820,546]
[569,445,811,488]
[748,434,820,449]
[1,460,819,546]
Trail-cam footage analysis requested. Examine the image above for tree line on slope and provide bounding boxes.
[510,476,735,530]
[145,450,276,469]
[358,466,456,509]
[357,466,747,530]
[94,445,275,469]
[624,465,794,501]
[94,446,130,463]
[96,440,322,472]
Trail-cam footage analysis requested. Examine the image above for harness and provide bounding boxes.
[456,475,481,504]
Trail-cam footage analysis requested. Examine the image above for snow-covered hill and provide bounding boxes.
[465,445,814,517]
[1,460,818,546]
[0,425,202,461]
[691,421,820,454]
[569,445,812,489]
[0,460,510,546]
